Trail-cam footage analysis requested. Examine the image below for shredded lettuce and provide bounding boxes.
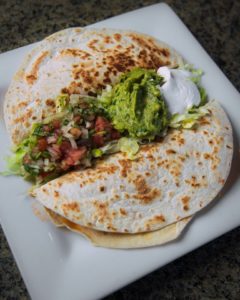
[98,85,113,107]
[183,64,203,84]
[32,124,48,137]
[183,64,207,106]
[198,86,207,106]
[92,148,103,158]
[169,105,210,129]
[1,150,26,176]
[118,137,139,160]
[56,94,69,112]
[2,136,36,176]
[99,141,120,155]
[43,112,67,124]
[95,138,140,160]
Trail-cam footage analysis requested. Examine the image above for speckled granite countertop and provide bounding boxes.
[0,0,240,299]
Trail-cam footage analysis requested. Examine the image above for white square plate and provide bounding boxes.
[0,3,240,300]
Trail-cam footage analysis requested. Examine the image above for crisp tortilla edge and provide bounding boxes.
[45,208,192,249]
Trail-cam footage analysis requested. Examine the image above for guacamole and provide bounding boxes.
[99,68,169,139]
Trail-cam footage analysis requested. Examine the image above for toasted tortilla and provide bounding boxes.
[4,27,183,145]
[33,100,233,234]
[46,208,192,249]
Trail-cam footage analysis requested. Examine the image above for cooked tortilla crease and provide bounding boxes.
[33,101,233,234]
[46,208,192,249]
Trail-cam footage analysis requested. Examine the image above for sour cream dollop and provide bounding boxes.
[157,66,201,115]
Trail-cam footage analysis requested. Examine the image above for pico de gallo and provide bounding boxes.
[4,67,209,184]
[8,94,121,183]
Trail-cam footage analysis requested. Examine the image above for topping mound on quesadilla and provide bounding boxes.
[4,65,209,183]
[4,28,183,145]
[2,28,233,248]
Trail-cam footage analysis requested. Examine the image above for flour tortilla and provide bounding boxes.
[4,27,183,145]
[33,100,233,234]
[46,208,192,249]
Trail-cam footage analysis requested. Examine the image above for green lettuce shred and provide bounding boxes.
[92,148,103,158]
[2,135,38,176]
[169,105,210,129]
[56,94,69,112]
[97,138,140,160]
[183,64,207,106]
[118,137,139,160]
[99,141,120,155]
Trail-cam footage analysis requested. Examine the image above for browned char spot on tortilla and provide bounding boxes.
[113,33,122,42]
[181,196,190,211]
[62,202,80,217]
[132,175,161,204]
[45,99,56,107]
[134,175,150,194]
[105,51,136,73]
[166,149,176,155]
[93,201,112,225]
[13,108,33,126]
[26,51,49,84]
[128,33,170,68]
[106,224,117,231]
[119,208,127,216]
[99,186,105,192]
[185,176,202,188]
[119,159,132,178]
[199,117,210,125]
[144,214,166,230]
[60,48,91,59]
[54,191,59,198]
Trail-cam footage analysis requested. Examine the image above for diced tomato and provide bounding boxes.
[47,136,57,144]
[110,129,121,140]
[52,119,61,129]
[92,134,104,147]
[49,144,62,159]
[39,171,51,180]
[61,157,74,170]
[61,147,87,169]
[68,147,87,162]
[37,138,48,151]
[60,140,72,153]
[95,116,112,132]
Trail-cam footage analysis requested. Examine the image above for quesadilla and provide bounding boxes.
[3,28,233,248]
[33,100,233,234]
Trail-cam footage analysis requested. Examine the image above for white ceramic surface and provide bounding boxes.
[0,3,239,300]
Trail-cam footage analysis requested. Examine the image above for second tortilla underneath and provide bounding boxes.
[46,208,192,249]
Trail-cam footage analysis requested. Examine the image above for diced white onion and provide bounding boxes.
[86,121,92,129]
[44,158,49,166]
[81,128,89,138]
[47,136,57,144]
[68,137,78,149]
